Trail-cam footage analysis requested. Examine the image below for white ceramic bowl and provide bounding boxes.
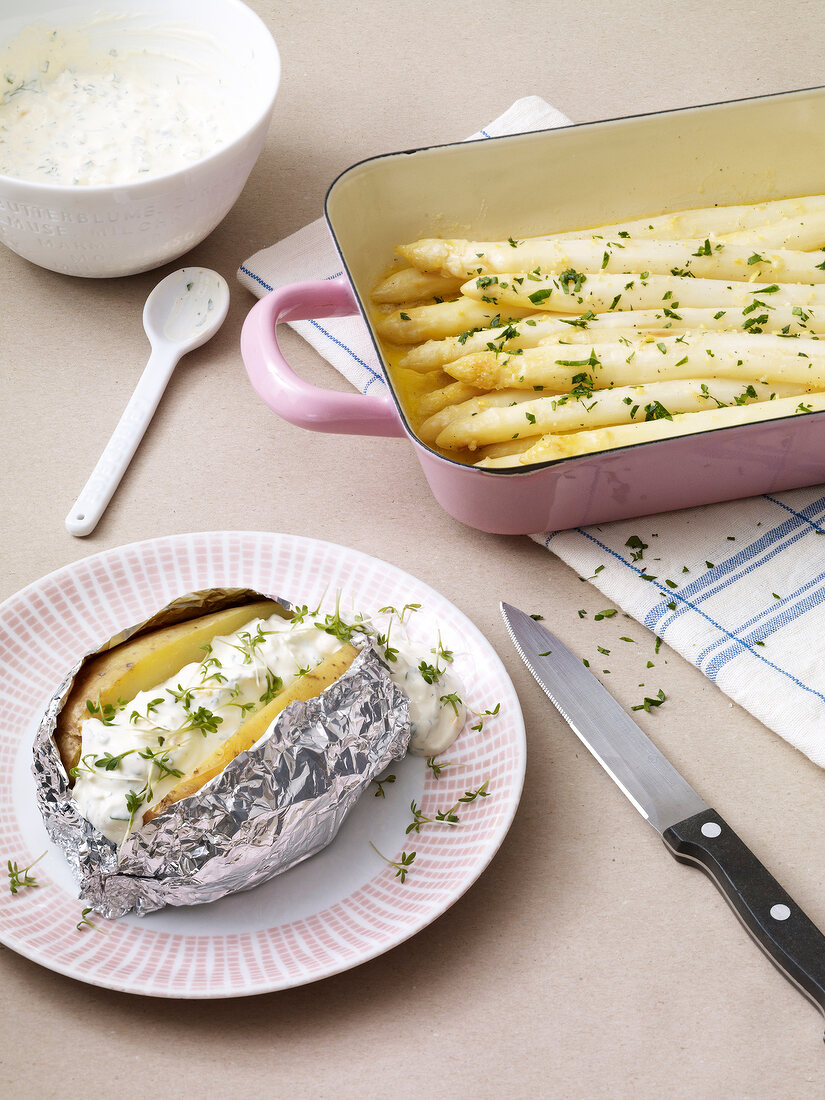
[0,0,280,277]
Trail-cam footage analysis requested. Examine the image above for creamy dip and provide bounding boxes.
[72,605,466,846]
[0,22,249,185]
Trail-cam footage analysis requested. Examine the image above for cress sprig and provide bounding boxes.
[370,843,416,883]
[406,781,491,835]
[372,774,396,798]
[76,906,108,933]
[7,852,46,894]
[370,778,493,886]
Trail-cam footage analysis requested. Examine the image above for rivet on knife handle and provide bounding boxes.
[663,808,825,1017]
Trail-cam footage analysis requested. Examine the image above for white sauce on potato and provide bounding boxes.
[71,606,466,846]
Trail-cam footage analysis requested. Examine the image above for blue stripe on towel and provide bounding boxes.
[652,506,825,639]
[765,493,825,531]
[238,264,384,389]
[704,575,825,680]
[305,319,384,388]
[556,526,825,704]
[653,497,825,652]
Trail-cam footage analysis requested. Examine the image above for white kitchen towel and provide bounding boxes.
[535,493,825,768]
[238,97,825,769]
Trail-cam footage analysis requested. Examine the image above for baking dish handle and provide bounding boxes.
[240,278,405,437]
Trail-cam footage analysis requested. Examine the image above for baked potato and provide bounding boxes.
[35,589,466,916]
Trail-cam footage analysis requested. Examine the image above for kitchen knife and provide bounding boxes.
[501,601,825,1023]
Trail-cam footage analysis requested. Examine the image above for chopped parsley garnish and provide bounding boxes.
[644,400,673,421]
[528,287,554,304]
[559,268,587,294]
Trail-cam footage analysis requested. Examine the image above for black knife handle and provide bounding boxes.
[662,808,825,1018]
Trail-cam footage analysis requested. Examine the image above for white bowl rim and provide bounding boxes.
[0,0,281,193]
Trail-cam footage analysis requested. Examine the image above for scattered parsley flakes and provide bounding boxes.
[625,534,648,561]
[631,688,666,712]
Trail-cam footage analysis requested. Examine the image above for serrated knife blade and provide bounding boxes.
[501,601,825,1026]
[500,601,706,832]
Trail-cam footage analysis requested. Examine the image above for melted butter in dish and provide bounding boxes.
[72,605,467,846]
[0,21,252,185]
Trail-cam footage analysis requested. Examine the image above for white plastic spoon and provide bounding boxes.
[65,267,230,537]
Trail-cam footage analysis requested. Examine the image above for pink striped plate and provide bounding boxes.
[0,531,525,997]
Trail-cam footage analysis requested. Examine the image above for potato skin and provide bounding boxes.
[54,650,117,777]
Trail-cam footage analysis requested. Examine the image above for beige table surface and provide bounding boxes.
[3,1,825,1095]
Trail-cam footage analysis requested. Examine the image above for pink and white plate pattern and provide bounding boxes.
[0,532,525,997]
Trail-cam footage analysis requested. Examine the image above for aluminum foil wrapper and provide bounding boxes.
[32,589,411,918]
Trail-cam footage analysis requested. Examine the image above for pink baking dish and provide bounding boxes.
[241,87,825,535]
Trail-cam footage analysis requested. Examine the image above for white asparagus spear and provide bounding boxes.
[434,379,796,451]
[400,304,825,372]
[396,197,825,262]
[721,216,825,251]
[399,238,825,284]
[544,196,825,244]
[374,297,534,344]
[475,391,825,468]
[401,313,575,372]
[443,331,825,392]
[416,379,484,418]
[460,272,825,315]
[371,267,464,303]
[472,438,536,462]
[418,389,537,444]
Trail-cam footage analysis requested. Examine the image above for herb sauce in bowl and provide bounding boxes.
[0,21,250,185]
